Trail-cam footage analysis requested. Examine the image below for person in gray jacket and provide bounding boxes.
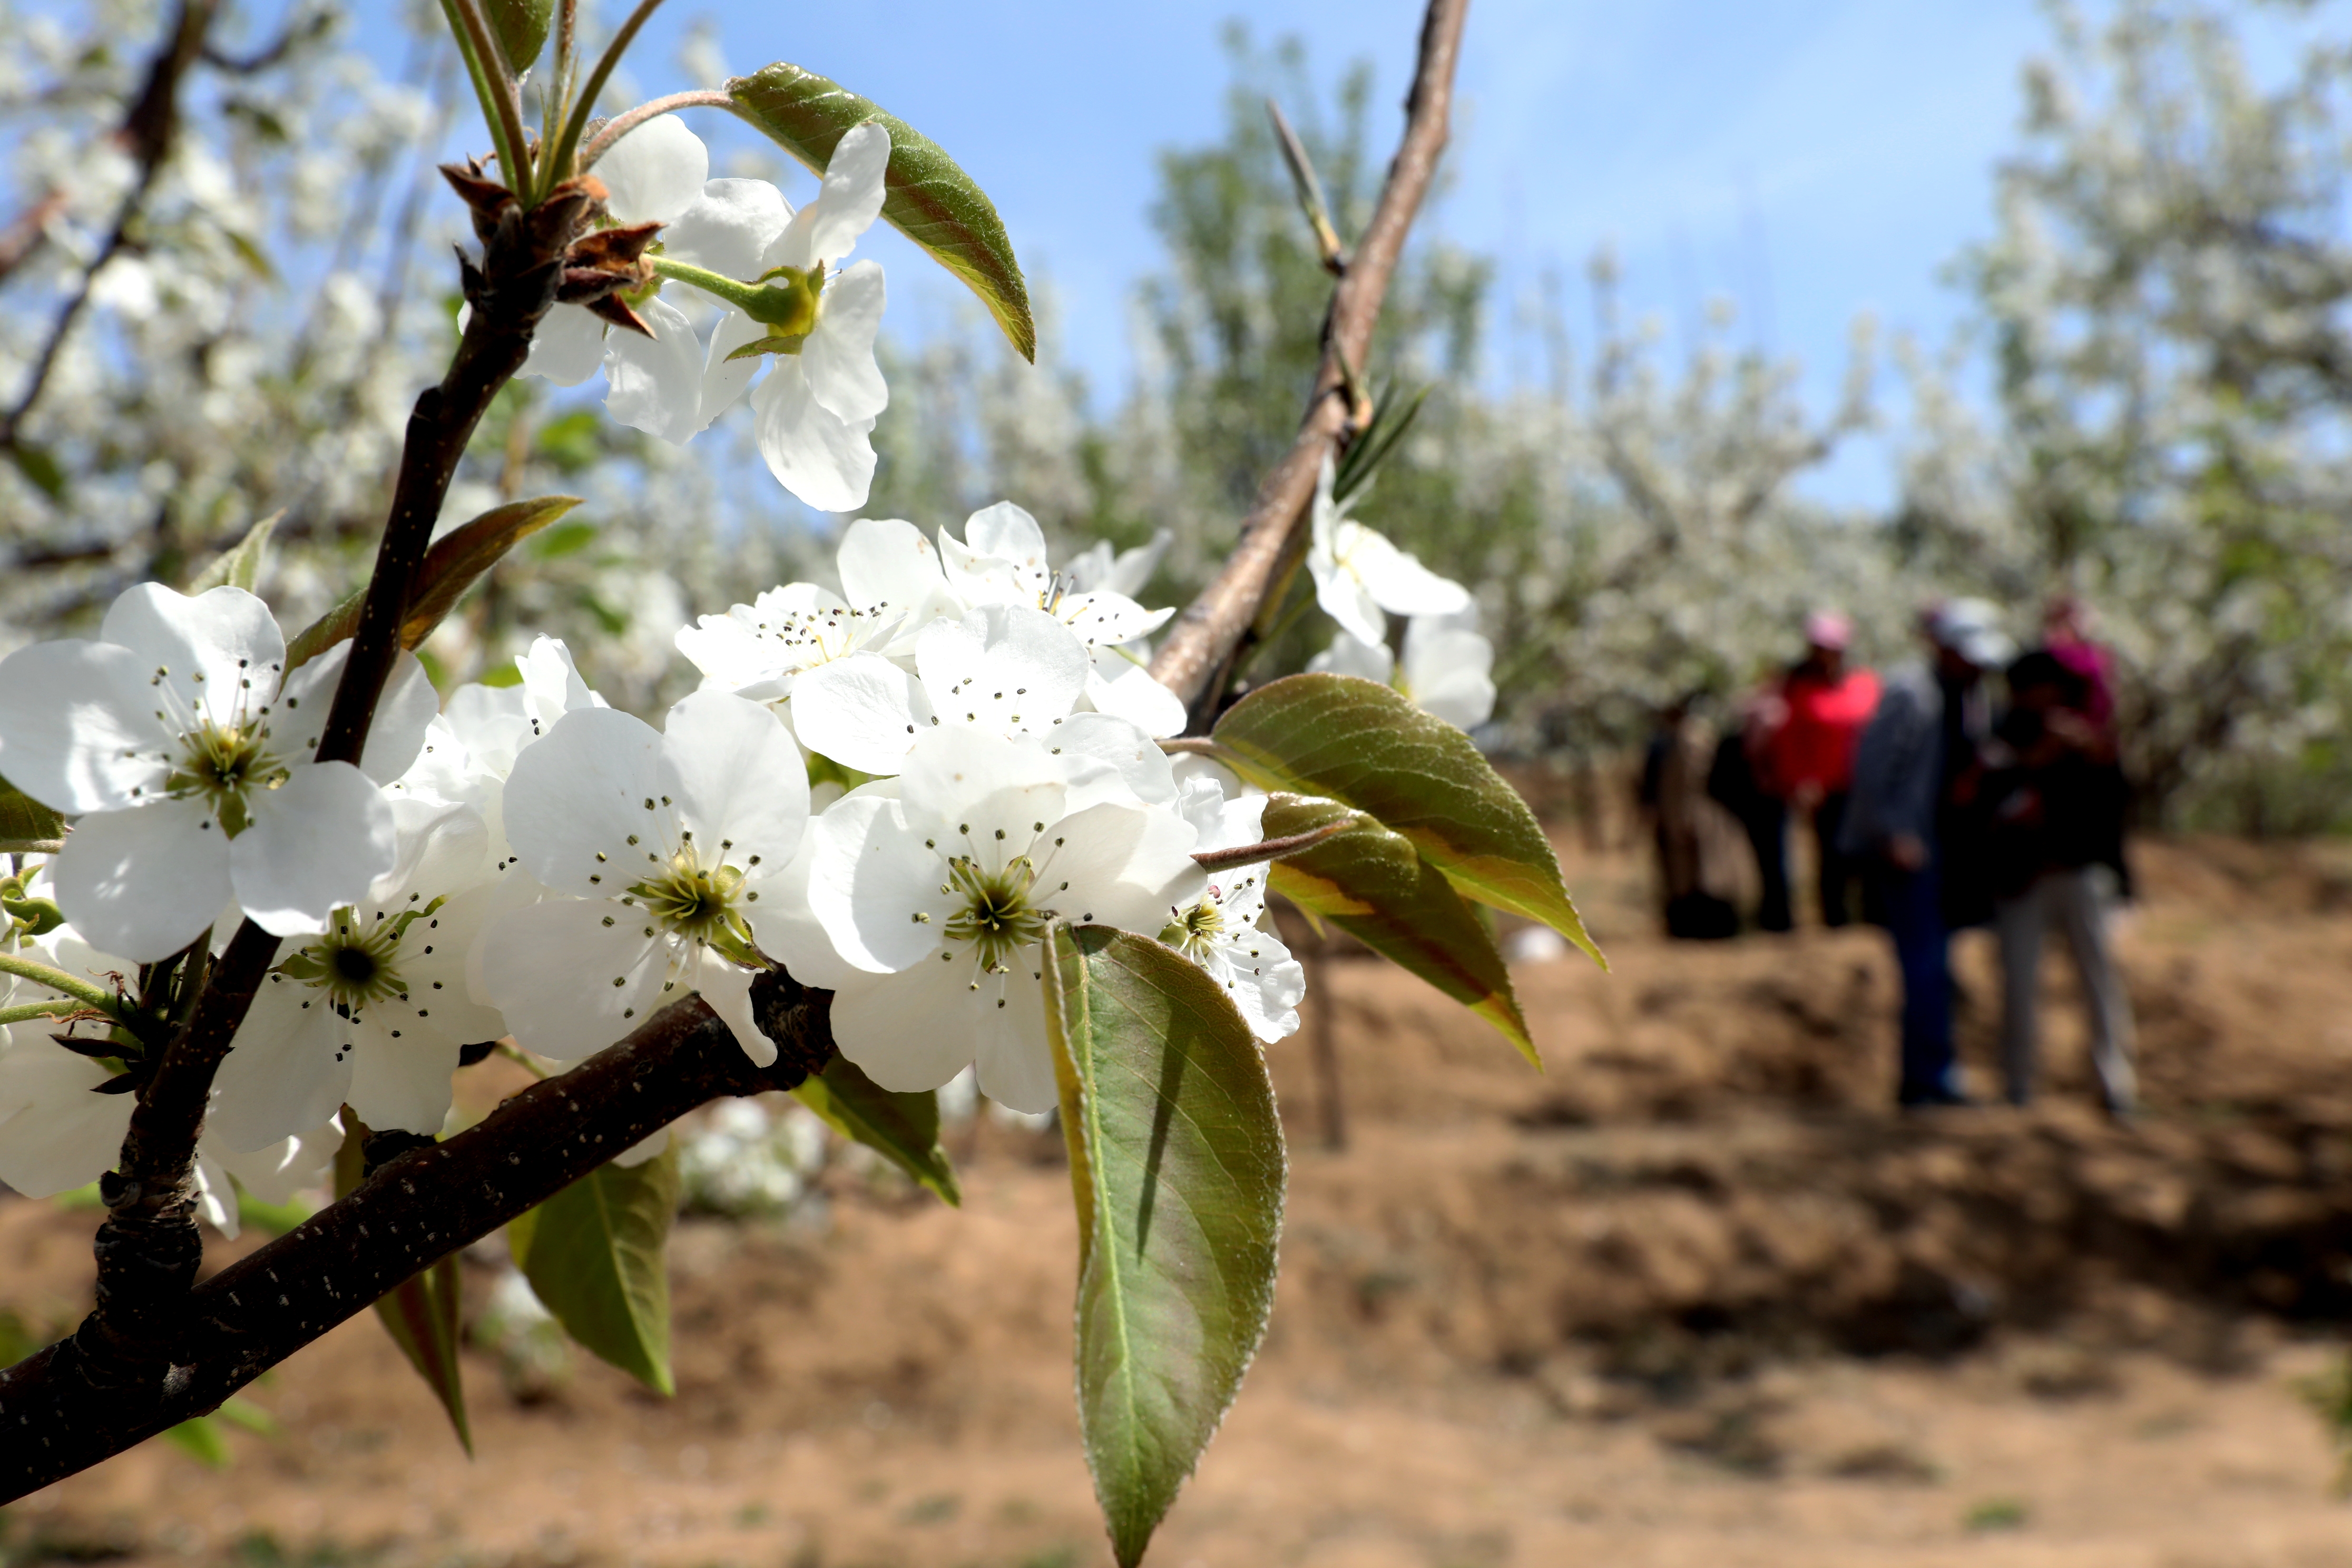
[1841,600,2012,1107]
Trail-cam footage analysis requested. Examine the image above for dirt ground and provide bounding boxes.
[11,828,2352,1568]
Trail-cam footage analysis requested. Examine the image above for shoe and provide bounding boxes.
[1897,1086,1975,1111]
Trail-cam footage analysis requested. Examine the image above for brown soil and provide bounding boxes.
[11,834,2352,1567]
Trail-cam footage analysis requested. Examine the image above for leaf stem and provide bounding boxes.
[0,997,84,1027]
[646,253,762,311]
[0,950,121,1014]
[496,1042,550,1080]
[579,90,732,171]
[541,0,669,202]
[1192,819,1358,873]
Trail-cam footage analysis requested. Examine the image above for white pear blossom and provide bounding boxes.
[206,795,508,1152]
[674,518,958,712]
[1307,611,1497,731]
[1306,457,1471,647]
[803,727,1205,1112]
[1165,776,1306,1044]
[790,602,1092,776]
[476,690,808,1066]
[0,584,428,960]
[939,503,1186,736]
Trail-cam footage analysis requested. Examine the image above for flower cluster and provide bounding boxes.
[0,487,1440,1211]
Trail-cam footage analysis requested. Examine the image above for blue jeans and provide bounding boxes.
[1875,860,1957,1101]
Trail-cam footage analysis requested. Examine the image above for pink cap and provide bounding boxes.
[1803,610,1853,651]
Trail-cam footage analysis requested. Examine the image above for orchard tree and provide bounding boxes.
[1902,0,2352,826]
[0,2,1603,1563]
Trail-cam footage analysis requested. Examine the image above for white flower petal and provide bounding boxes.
[522,302,609,386]
[478,898,671,1059]
[657,689,808,866]
[836,516,959,634]
[595,114,709,225]
[692,950,775,1069]
[789,652,932,775]
[1034,799,1203,932]
[1053,711,1177,805]
[829,959,1001,1094]
[695,307,768,432]
[53,798,233,961]
[912,605,1090,742]
[664,177,792,279]
[1082,661,1188,740]
[1310,548,1393,648]
[1307,631,1395,685]
[804,260,887,425]
[743,836,856,989]
[0,1046,132,1196]
[0,639,166,812]
[502,706,665,896]
[231,762,398,937]
[970,974,1056,1114]
[346,1002,461,1138]
[806,794,950,973]
[605,294,709,446]
[209,974,350,1152]
[101,583,287,730]
[768,120,888,269]
[1401,623,1496,730]
[751,357,876,512]
[280,644,438,782]
[1337,520,1472,617]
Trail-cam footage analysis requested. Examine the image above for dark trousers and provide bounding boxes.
[1812,792,1859,927]
[1741,802,1791,932]
[1874,859,1958,1102]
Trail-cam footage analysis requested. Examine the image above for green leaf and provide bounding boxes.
[285,494,582,671]
[162,1415,232,1469]
[727,64,1035,362]
[1044,925,1284,1568]
[1259,793,1537,1066]
[187,509,280,594]
[7,442,66,500]
[792,1056,960,1207]
[336,1122,472,1453]
[1211,674,1604,968]
[212,1396,282,1438]
[486,0,550,72]
[511,1141,681,1396]
[0,774,65,854]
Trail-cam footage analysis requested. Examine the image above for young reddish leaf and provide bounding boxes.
[1211,673,1603,968]
[1258,793,1537,1066]
[1044,925,1284,1568]
[285,494,582,671]
[726,64,1035,362]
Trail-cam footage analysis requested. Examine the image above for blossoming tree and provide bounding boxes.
[0,0,1600,1560]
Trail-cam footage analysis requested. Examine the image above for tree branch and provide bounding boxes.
[1147,0,1471,729]
[0,972,835,1498]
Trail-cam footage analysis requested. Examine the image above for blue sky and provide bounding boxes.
[366,0,2073,507]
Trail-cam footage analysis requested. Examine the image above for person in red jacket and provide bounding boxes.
[1768,612,1882,927]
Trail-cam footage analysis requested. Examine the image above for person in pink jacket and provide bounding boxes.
[1766,612,1881,927]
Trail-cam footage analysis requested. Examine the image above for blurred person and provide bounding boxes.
[1707,673,1794,932]
[1638,695,1743,940]
[1983,650,2138,1114]
[2041,594,2116,732]
[1767,611,1881,927]
[1842,599,2014,1108]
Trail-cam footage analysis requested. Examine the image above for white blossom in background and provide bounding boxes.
[207,796,508,1152]
[800,728,1204,1112]
[1305,458,1471,648]
[0,584,429,959]
[476,690,808,1066]
[1165,776,1305,1043]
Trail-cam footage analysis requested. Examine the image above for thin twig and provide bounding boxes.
[541,0,670,202]
[577,89,733,171]
[1148,0,1471,729]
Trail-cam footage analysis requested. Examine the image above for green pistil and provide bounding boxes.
[942,856,1053,981]
[280,910,408,1012]
[162,718,287,837]
[627,850,760,967]
[1163,898,1227,962]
